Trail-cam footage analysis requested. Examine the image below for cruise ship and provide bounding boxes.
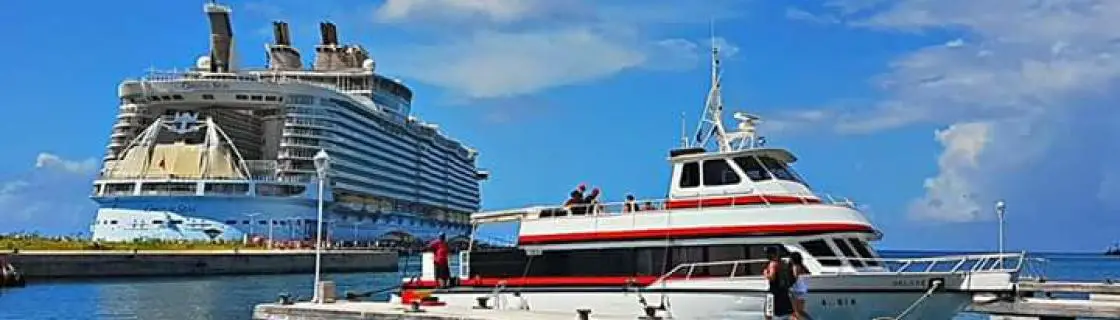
[89,3,487,244]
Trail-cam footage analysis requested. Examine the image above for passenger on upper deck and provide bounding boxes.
[583,188,602,215]
[564,190,586,215]
[623,194,639,213]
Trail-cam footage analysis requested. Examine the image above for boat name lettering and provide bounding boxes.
[892,279,925,287]
[178,82,231,90]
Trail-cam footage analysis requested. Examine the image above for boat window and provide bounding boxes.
[799,240,842,266]
[468,244,786,279]
[832,238,865,267]
[732,156,772,181]
[702,159,741,186]
[758,156,801,183]
[679,162,700,188]
[848,238,881,267]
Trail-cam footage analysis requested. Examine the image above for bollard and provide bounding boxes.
[474,296,492,309]
[577,308,592,320]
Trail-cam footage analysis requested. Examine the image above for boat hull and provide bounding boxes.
[392,289,971,319]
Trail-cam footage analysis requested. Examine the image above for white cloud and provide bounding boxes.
[372,0,737,99]
[775,1,1120,224]
[35,153,98,174]
[1,153,98,235]
[908,122,990,222]
[374,0,549,24]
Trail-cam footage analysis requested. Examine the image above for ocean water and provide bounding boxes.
[1,252,1117,320]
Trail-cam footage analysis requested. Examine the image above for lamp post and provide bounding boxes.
[312,149,330,304]
[995,200,1007,267]
[243,212,261,245]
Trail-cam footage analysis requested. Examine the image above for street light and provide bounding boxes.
[312,149,330,304]
[995,200,1007,267]
[243,212,262,245]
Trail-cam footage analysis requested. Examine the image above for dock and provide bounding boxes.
[966,280,1120,320]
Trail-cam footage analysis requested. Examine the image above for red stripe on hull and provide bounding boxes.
[664,194,820,210]
[404,276,665,289]
[518,223,873,245]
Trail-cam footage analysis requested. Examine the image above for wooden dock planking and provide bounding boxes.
[967,297,1120,319]
[1016,281,1120,294]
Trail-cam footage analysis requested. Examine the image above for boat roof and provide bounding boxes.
[669,147,797,163]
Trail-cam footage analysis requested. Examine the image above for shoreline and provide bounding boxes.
[2,249,399,280]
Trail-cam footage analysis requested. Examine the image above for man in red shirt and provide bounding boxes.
[428,233,451,288]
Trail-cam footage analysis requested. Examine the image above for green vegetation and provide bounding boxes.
[1,234,262,251]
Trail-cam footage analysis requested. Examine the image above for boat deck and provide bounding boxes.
[253,301,634,320]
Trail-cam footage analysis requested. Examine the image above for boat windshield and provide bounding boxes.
[733,155,808,185]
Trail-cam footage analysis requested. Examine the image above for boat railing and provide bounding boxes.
[528,192,857,220]
[653,252,1031,284]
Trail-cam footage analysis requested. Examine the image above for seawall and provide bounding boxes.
[1,249,398,279]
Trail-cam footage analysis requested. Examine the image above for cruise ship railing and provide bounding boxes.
[653,252,1030,284]
[139,69,374,92]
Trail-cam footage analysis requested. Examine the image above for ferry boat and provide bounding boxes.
[89,2,486,245]
[392,42,1028,319]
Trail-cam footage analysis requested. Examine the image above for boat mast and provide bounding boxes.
[692,26,732,152]
[689,23,764,152]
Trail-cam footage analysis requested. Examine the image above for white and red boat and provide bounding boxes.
[392,43,1028,319]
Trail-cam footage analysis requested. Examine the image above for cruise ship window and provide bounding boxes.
[202,94,214,100]
[702,159,741,186]
[236,94,248,100]
[733,156,772,181]
[799,240,841,266]
[679,162,700,188]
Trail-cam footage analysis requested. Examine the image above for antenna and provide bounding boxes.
[680,112,688,148]
[691,19,731,152]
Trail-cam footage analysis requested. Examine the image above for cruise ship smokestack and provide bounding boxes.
[320,22,339,46]
[205,2,236,72]
[314,22,343,70]
[313,21,371,71]
[268,21,302,70]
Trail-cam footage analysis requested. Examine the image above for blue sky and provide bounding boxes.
[2,0,1119,252]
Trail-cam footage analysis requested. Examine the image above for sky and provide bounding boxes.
[1,0,1118,252]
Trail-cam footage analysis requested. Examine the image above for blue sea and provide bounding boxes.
[1,251,1118,320]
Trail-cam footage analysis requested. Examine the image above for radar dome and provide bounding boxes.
[196,56,212,70]
[362,59,376,70]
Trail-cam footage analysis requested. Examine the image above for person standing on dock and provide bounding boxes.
[763,246,795,320]
[428,233,451,288]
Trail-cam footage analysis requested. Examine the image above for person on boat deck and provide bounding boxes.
[789,252,814,320]
[427,233,451,288]
[583,188,602,215]
[763,246,796,320]
[564,190,587,215]
[642,201,656,211]
[623,194,639,213]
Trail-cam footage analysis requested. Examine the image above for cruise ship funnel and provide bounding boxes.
[268,21,302,70]
[205,2,235,72]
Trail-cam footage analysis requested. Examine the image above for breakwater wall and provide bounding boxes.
[1,249,397,279]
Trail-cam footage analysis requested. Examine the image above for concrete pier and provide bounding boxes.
[966,280,1120,320]
[2,249,397,279]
